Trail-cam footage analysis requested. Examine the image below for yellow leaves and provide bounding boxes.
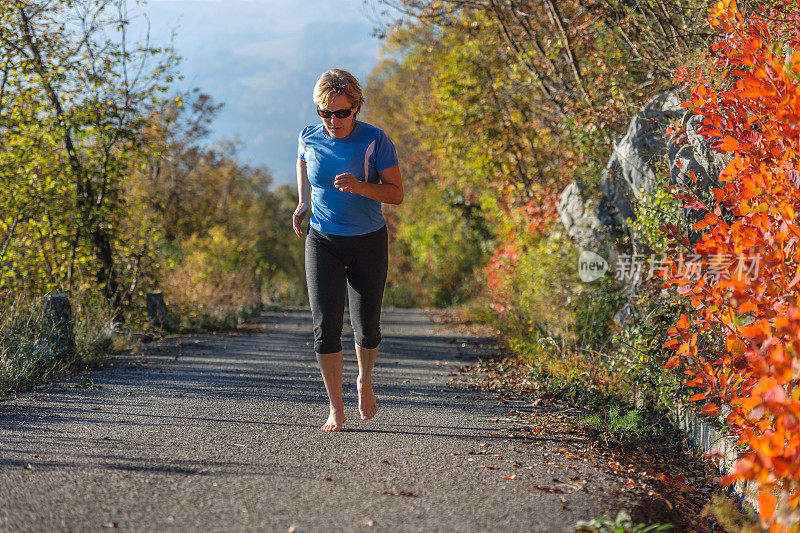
[739,197,753,216]
[721,306,736,326]
[725,335,747,356]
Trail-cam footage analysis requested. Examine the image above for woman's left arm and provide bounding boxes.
[333,164,404,205]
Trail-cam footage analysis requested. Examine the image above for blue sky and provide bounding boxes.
[130,0,391,186]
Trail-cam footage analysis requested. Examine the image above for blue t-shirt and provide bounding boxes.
[297,120,399,236]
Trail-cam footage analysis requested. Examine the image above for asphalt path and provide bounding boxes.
[0,308,667,532]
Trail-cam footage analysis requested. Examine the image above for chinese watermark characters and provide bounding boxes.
[578,251,762,283]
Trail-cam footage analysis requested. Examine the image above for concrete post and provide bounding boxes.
[145,292,167,333]
[43,293,75,359]
[250,281,263,312]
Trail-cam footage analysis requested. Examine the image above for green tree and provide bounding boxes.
[0,0,178,313]
[127,89,306,314]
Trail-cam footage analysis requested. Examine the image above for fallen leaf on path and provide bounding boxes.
[501,475,516,480]
[532,485,563,493]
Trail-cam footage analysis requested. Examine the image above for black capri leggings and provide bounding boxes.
[305,224,388,354]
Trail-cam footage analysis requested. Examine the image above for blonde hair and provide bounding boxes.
[313,69,363,116]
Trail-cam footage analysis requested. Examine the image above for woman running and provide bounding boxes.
[292,69,404,431]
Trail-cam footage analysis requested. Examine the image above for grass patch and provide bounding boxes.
[575,511,673,532]
[0,292,72,394]
[73,377,102,390]
[582,406,663,448]
[474,353,677,450]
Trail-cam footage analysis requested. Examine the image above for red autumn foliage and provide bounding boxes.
[662,0,800,528]
[486,216,521,316]
[484,191,560,315]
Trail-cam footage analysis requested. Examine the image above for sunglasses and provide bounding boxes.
[317,106,355,119]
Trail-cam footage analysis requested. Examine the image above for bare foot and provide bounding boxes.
[321,408,345,431]
[357,377,378,420]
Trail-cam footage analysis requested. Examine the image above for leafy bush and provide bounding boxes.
[628,161,689,257]
[489,223,627,349]
[386,183,490,308]
[261,270,306,308]
[71,287,117,364]
[661,1,800,526]
[160,225,262,333]
[164,303,260,334]
[0,287,123,394]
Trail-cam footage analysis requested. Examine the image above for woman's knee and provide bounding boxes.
[354,326,381,350]
[314,328,343,354]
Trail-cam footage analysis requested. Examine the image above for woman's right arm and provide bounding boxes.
[293,157,310,238]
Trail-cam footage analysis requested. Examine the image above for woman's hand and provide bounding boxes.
[334,173,363,195]
[293,202,308,238]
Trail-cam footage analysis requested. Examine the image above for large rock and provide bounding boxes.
[556,180,606,252]
[668,112,730,192]
[599,90,684,228]
[558,91,686,256]
[557,89,731,327]
[558,89,730,255]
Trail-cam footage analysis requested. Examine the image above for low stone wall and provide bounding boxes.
[668,403,756,511]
